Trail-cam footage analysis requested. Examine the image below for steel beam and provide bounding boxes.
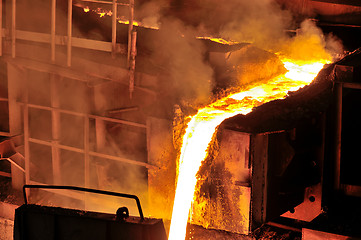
[28,137,157,169]
[67,0,73,66]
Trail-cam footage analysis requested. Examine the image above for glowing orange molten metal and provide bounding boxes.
[82,6,159,29]
[168,58,329,240]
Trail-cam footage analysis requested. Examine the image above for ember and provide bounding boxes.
[80,5,159,29]
[168,57,330,240]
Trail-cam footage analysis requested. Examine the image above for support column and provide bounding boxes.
[92,84,107,153]
[51,74,61,184]
[23,70,30,189]
[127,0,134,67]
[129,30,137,98]
[127,0,136,98]
[92,84,107,190]
[334,83,342,191]
[67,0,72,66]
[111,0,117,58]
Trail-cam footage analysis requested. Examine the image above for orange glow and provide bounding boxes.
[82,7,160,29]
[118,19,139,27]
[196,36,241,45]
[168,57,330,240]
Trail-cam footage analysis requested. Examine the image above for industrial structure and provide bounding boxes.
[1,0,361,239]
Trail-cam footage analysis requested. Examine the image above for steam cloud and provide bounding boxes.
[148,18,214,107]
[218,0,292,49]
[140,0,343,108]
[280,19,344,61]
[137,0,169,28]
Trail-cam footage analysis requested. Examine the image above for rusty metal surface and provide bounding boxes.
[302,228,353,240]
[250,133,268,230]
[335,65,354,83]
[14,204,167,240]
[192,129,251,235]
[281,183,323,222]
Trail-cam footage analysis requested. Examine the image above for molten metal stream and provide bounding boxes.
[168,58,329,240]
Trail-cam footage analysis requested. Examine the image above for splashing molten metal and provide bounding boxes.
[168,57,329,240]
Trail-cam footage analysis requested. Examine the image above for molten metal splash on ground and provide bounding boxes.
[168,58,329,240]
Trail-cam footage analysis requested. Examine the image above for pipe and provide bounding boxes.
[23,71,30,187]
[129,30,137,98]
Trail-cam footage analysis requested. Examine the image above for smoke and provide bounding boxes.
[148,18,214,107]
[162,0,292,50]
[218,0,292,49]
[8,0,346,221]
[137,0,169,28]
[279,19,344,61]
[138,0,344,111]
[160,0,343,59]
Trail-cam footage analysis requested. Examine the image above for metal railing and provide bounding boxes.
[0,0,145,202]
[0,0,135,65]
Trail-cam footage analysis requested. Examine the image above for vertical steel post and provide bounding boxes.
[129,30,137,98]
[127,0,134,67]
[128,0,136,98]
[84,115,90,209]
[84,116,90,187]
[67,0,73,66]
[112,0,117,58]
[334,83,342,190]
[51,0,57,62]
[12,0,16,58]
[51,75,61,184]
[24,70,30,191]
